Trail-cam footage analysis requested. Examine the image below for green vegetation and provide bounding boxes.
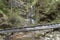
[0,0,60,29]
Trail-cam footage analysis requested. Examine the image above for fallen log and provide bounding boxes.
[0,23,60,33]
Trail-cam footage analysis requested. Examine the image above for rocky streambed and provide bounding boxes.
[1,29,59,40]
